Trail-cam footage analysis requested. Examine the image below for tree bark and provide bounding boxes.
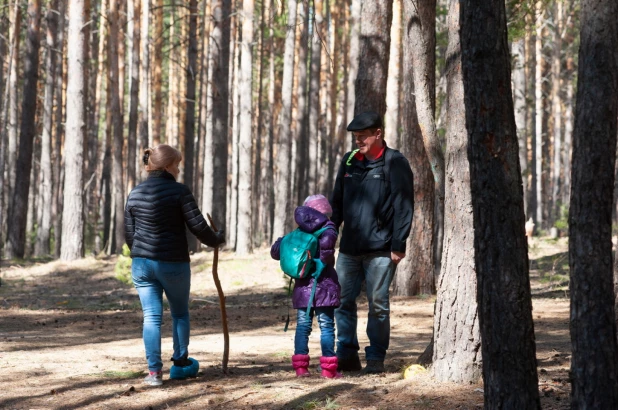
[272,0,297,239]
[127,0,141,192]
[570,0,618,407]
[431,0,481,383]
[53,0,66,258]
[346,0,360,149]
[108,0,125,254]
[306,0,320,197]
[460,0,541,406]
[236,0,254,255]
[550,1,563,225]
[385,0,401,144]
[294,1,309,205]
[6,0,42,259]
[512,38,528,218]
[61,0,89,260]
[152,0,163,145]
[35,0,59,257]
[354,0,392,116]
[534,1,543,228]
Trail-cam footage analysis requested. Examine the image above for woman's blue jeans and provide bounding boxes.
[335,251,395,362]
[294,307,336,357]
[132,257,191,372]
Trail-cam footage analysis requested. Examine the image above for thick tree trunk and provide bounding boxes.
[431,0,481,383]
[35,0,59,257]
[460,0,540,407]
[393,0,436,297]
[204,0,231,233]
[6,0,41,259]
[236,0,254,255]
[272,0,297,239]
[61,0,89,260]
[570,0,618,407]
[354,1,392,116]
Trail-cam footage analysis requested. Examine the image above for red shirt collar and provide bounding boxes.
[354,143,386,161]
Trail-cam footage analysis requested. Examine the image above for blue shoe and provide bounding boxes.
[170,357,199,380]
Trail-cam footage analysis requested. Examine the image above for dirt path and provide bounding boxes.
[0,240,570,409]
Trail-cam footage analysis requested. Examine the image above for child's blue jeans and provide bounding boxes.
[294,307,336,357]
[131,257,191,372]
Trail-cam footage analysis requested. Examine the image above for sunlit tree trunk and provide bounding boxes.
[346,0,360,150]
[570,0,618,407]
[6,0,42,259]
[52,0,66,257]
[294,0,309,205]
[139,0,150,168]
[272,0,297,239]
[563,56,574,208]
[61,0,89,260]
[236,0,254,254]
[306,0,321,196]
[431,0,481,383]
[512,37,528,218]
[385,0,401,142]
[228,16,239,248]
[6,2,20,219]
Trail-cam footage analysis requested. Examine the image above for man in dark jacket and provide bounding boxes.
[330,111,414,374]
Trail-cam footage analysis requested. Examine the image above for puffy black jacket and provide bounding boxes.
[330,145,414,256]
[124,170,221,262]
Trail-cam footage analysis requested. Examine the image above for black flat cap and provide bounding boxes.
[346,111,383,131]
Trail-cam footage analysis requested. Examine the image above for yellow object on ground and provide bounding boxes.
[403,364,427,379]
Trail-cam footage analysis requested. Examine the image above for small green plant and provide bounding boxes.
[114,244,132,285]
[323,397,340,409]
[232,279,244,286]
[102,370,145,378]
[298,399,320,410]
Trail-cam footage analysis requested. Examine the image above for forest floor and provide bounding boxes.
[0,237,570,410]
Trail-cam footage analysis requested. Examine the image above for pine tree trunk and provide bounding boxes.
[346,0,360,146]
[385,0,401,141]
[431,0,481,382]
[563,56,574,208]
[127,0,141,192]
[354,0,392,116]
[108,0,125,254]
[570,0,618,407]
[550,1,563,226]
[53,0,66,258]
[236,0,254,254]
[534,1,544,228]
[461,0,540,406]
[293,0,309,205]
[35,0,59,257]
[306,0,320,196]
[0,0,21,254]
[205,0,231,233]
[512,38,528,218]
[139,0,150,165]
[272,0,297,239]
[152,0,163,145]
[61,0,89,260]
[228,18,239,248]
[6,0,42,259]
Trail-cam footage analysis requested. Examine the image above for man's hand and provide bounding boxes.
[391,251,405,265]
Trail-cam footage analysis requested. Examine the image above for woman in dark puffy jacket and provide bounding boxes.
[124,144,225,386]
[270,194,342,379]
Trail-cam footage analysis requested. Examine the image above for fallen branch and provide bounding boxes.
[207,213,229,374]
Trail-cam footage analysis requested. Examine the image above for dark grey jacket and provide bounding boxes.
[330,145,414,256]
[124,170,221,262]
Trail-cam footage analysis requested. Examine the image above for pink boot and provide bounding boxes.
[292,354,311,377]
[320,356,343,379]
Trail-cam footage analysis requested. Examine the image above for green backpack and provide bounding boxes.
[279,226,333,330]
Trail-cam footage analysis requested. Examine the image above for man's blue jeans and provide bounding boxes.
[132,257,191,372]
[335,252,395,362]
[294,307,336,357]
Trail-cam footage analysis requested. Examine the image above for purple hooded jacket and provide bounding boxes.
[271,206,341,309]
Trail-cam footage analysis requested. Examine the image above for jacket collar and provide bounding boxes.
[148,170,176,181]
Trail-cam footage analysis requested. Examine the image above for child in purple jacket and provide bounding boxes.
[271,194,342,378]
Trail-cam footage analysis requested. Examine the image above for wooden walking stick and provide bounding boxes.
[206,213,229,374]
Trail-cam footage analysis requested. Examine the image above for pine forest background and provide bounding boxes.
[0,0,592,291]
